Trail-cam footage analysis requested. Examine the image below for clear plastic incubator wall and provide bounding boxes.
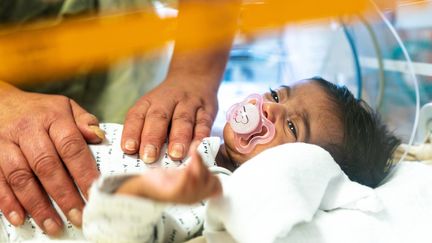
[215,1,432,156]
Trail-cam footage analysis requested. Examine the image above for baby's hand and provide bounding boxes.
[115,141,222,204]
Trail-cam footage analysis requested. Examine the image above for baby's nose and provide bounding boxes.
[262,103,277,124]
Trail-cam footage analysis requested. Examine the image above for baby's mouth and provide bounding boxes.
[239,126,268,146]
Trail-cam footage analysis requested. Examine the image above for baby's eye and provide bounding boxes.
[269,88,279,103]
[287,120,297,139]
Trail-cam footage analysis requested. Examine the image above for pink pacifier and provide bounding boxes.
[226,94,275,154]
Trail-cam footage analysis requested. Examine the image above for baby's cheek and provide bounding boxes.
[222,124,234,143]
[275,130,296,144]
[234,153,252,166]
[252,136,288,154]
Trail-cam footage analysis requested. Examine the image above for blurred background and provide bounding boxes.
[1,0,430,146]
[212,0,432,145]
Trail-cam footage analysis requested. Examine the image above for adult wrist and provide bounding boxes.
[0,80,22,98]
[164,74,222,94]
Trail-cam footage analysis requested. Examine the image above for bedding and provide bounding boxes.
[0,123,431,242]
[204,148,432,243]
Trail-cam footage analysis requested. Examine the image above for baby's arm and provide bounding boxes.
[116,141,222,203]
[83,142,222,242]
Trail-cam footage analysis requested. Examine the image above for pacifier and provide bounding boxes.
[226,94,275,154]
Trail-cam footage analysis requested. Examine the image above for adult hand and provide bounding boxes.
[120,0,235,163]
[116,141,222,203]
[0,82,102,236]
[121,77,219,163]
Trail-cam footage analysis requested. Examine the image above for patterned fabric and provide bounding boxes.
[0,124,228,242]
[83,135,231,243]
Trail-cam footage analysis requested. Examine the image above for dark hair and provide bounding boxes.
[310,77,401,188]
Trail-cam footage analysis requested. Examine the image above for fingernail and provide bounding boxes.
[43,218,62,236]
[169,143,184,159]
[68,208,82,227]
[125,139,137,151]
[8,211,23,226]
[89,125,105,140]
[142,144,157,163]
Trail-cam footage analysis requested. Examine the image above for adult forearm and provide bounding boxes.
[166,0,240,90]
[166,45,232,92]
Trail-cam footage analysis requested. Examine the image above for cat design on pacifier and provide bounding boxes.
[226,94,275,154]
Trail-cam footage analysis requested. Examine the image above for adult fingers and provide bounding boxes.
[121,101,150,155]
[48,118,99,200]
[0,143,63,236]
[167,102,198,161]
[193,107,215,142]
[138,103,173,163]
[70,100,104,144]
[19,129,85,227]
[0,169,25,226]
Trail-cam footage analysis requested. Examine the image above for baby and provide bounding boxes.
[82,77,401,242]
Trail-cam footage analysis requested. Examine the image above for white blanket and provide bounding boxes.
[203,143,432,243]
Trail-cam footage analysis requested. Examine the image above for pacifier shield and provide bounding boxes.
[226,93,276,154]
[229,103,260,135]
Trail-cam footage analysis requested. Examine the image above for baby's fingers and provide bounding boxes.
[115,141,221,204]
[187,141,205,173]
[201,173,222,198]
[184,142,222,200]
[180,168,221,203]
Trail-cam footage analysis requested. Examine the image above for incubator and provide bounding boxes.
[216,0,432,162]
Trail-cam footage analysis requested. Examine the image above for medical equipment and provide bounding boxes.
[218,0,427,164]
[417,103,432,143]
[226,94,275,154]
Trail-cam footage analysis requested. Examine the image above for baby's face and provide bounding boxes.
[223,79,343,165]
